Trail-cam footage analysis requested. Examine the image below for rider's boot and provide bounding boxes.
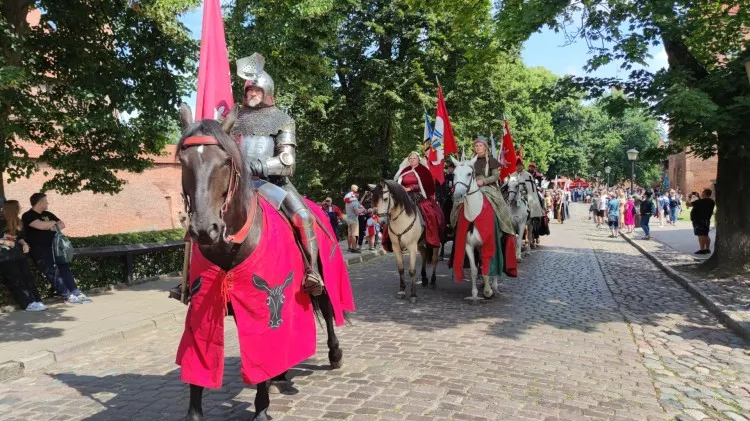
[291,208,324,296]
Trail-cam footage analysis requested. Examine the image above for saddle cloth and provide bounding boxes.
[176,198,354,388]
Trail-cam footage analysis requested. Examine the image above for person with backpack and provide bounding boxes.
[21,193,91,304]
[639,192,655,240]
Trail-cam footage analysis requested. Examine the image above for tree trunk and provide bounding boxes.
[705,141,750,274]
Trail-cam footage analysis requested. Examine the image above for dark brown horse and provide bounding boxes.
[177,105,343,421]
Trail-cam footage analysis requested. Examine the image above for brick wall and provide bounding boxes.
[665,148,717,195]
[4,163,182,237]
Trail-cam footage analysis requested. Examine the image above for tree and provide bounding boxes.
[497,0,750,273]
[0,0,197,196]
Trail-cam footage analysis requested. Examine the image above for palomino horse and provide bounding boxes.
[503,176,530,262]
[176,105,348,421]
[450,156,500,302]
[371,180,439,303]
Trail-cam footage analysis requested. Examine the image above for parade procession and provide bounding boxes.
[2,1,750,421]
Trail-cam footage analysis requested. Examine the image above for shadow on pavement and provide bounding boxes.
[49,357,315,421]
[0,307,73,344]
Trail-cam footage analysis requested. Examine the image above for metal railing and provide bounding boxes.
[73,241,185,284]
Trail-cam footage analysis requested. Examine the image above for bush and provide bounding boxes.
[0,229,186,307]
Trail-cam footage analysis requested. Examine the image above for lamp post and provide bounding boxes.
[597,171,602,188]
[627,149,639,194]
[604,166,611,190]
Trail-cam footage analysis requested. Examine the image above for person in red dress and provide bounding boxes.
[394,152,445,248]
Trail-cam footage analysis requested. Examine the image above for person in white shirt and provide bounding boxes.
[344,185,361,253]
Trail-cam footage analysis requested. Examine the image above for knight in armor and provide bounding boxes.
[394,152,445,248]
[224,53,323,295]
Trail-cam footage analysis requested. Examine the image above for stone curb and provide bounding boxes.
[0,249,386,383]
[620,232,750,341]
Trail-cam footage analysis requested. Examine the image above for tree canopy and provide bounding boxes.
[0,0,198,195]
[222,0,663,199]
[496,0,750,271]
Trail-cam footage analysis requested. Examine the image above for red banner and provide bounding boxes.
[194,0,234,120]
[499,120,517,181]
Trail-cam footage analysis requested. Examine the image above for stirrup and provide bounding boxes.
[303,269,324,296]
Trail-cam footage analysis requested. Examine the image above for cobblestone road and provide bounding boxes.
[1,205,748,421]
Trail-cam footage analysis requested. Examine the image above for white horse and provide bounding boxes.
[503,177,530,261]
[451,156,499,302]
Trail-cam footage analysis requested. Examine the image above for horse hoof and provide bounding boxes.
[251,408,269,421]
[397,291,406,299]
[329,349,343,370]
[409,296,417,304]
[186,409,204,421]
[421,280,428,287]
[268,381,290,395]
[430,283,436,290]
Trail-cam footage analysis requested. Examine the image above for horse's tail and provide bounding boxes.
[310,292,354,328]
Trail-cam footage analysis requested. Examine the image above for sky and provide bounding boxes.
[178,4,669,111]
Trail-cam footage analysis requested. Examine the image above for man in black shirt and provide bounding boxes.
[687,188,715,255]
[22,193,91,304]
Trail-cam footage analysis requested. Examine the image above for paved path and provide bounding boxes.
[635,218,715,260]
[1,205,748,420]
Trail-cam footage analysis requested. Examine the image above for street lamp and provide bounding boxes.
[627,149,639,194]
[604,166,611,190]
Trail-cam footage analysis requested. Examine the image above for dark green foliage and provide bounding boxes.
[70,228,185,248]
[0,0,198,197]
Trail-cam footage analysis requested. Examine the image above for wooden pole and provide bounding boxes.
[179,212,191,304]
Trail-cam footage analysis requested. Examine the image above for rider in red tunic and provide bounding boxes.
[395,152,445,247]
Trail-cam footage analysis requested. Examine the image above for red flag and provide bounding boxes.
[194,0,234,120]
[499,120,517,181]
[435,84,457,156]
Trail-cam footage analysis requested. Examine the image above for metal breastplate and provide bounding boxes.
[242,135,275,160]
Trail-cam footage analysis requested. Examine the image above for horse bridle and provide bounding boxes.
[454,166,481,197]
[508,182,528,206]
[179,136,258,244]
[377,185,417,247]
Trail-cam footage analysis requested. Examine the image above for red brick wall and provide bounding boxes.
[4,163,182,237]
[666,148,717,195]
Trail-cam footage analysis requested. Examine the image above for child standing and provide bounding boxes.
[366,210,378,250]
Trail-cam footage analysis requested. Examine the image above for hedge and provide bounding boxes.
[0,229,186,308]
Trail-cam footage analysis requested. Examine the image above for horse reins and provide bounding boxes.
[180,135,258,244]
[378,186,418,247]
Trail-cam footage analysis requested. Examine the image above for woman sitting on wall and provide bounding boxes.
[0,200,47,312]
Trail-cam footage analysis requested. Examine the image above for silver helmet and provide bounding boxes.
[237,53,274,98]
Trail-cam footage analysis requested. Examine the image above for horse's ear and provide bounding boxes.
[282,271,294,289]
[252,275,271,292]
[179,103,193,130]
[450,156,460,167]
[221,104,240,134]
[469,155,478,165]
[367,184,376,190]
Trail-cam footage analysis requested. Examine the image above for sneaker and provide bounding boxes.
[35,301,48,311]
[76,294,93,303]
[66,295,83,305]
[352,248,362,254]
[25,302,46,312]
[694,250,705,255]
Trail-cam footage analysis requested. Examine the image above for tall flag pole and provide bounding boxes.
[499,119,518,181]
[490,131,498,158]
[194,0,234,120]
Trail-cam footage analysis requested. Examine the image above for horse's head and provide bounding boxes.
[369,181,390,218]
[370,180,416,220]
[451,155,477,201]
[506,177,528,207]
[177,104,247,246]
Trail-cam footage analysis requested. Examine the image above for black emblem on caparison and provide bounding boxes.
[252,272,294,329]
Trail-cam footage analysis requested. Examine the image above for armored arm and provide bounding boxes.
[265,120,296,177]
